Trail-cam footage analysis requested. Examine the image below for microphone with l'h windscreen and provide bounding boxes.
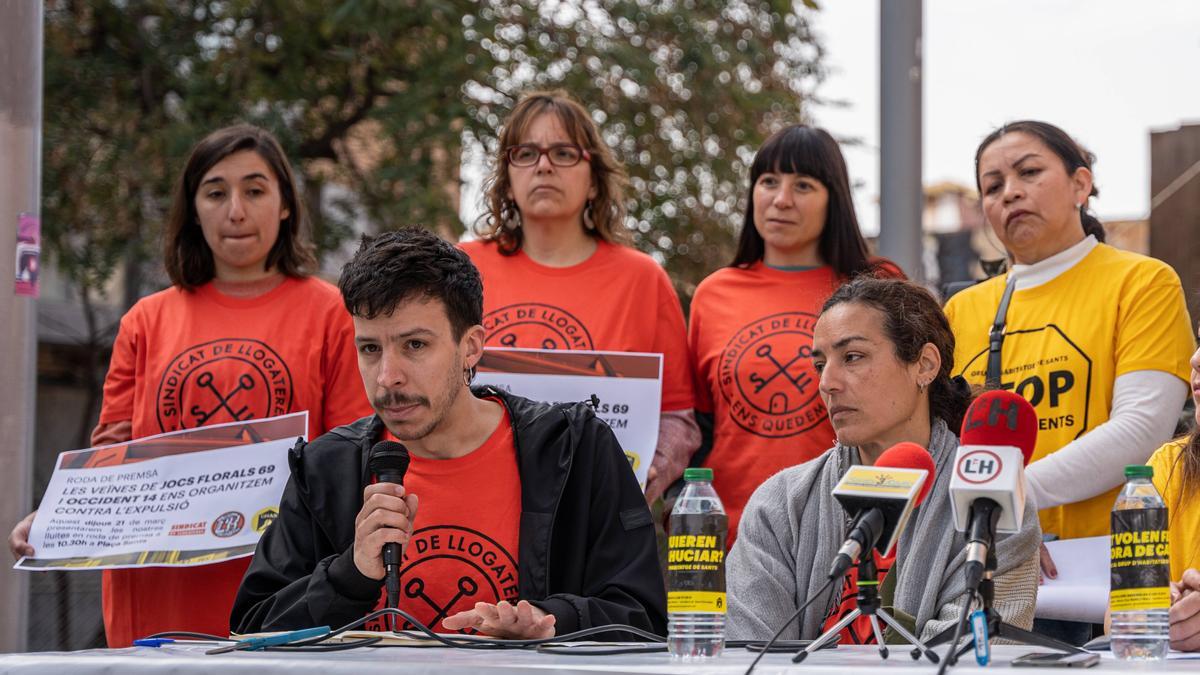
[366,440,411,614]
[926,390,1085,665]
[950,390,1037,591]
[828,442,937,580]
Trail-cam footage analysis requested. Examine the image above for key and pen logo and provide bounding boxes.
[155,338,294,432]
[718,312,827,438]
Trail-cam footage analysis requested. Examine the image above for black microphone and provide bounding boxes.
[827,442,936,580]
[366,440,411,612]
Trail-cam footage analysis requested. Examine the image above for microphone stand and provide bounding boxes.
[923,545,1086,666]
[794,555,941,664]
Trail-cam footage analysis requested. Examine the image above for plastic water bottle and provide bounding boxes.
[1109,464,1170,660]
[667,467,727,659]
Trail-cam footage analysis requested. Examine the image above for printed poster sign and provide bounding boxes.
[15,412,307,571]
[15,212,39,297]
[474,347,661,488]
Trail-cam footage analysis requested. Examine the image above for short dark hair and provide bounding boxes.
[338,227,483,340]
[164,124,316,289]
[732,125,874,277]
[974,120,1105,243]
[822,277,970,431]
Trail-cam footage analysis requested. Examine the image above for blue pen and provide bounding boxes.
[133,638,175,647]
[205,626,330,655]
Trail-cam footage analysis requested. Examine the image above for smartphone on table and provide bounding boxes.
[1011,651,1100,668]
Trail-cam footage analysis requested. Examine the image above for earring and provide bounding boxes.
[583,200,596,231]
[463,367,475,386]
[918,380,928,393]
[503,202,521,230]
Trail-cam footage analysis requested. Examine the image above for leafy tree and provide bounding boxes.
[35,0,825,650]
[44,0,825,309]
[458,0,825,300]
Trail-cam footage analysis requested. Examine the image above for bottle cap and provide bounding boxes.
[683,467,713,482]
[1124,464,1153,479]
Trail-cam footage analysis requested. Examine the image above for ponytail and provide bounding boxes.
[1080,205,1106,243]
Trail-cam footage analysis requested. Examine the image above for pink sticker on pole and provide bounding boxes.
[15,212,39,298]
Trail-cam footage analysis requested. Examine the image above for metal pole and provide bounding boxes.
[879,0,924,281]
[0,1,43,653]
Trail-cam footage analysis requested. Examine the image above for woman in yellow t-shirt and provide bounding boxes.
[946,120,1192,542]
[943,121,1193,642]
[1147,330,1200,651]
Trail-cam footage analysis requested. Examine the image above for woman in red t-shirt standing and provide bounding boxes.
[9,125,370,645]
[461,90,698,503]
[689,125,902,543]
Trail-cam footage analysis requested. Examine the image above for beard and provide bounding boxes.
[373,357,464,441]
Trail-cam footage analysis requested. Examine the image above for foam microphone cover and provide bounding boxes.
[960,390,1038,466]
[874,441,936,506]
[367,440,411,484]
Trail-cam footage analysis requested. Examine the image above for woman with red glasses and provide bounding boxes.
[462,90,698,504]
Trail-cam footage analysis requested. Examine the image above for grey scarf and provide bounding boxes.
[727,419,1041,640]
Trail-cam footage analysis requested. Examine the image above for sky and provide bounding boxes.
[813,0,1200,236]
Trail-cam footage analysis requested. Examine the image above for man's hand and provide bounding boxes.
[1037,542,1058,584]
[8,511,36,561]
[1170,568,1200,651]
[352,483,418,580]
[442,600,556,639]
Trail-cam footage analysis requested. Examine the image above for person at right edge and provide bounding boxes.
[1136,323,1200,651]
[944,120,1194,644]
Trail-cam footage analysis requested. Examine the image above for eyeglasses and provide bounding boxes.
[505,143,592,168]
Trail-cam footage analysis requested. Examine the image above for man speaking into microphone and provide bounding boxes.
[727,278,1041,644]
[231,228,665,639]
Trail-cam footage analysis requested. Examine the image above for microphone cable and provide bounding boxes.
[146,593,844,659]
[141,630,380,653]
[145,608,672,655]
[935,587,978,675]
[743,574,838,675]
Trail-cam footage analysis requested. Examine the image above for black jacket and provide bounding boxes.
[231,386,667,637]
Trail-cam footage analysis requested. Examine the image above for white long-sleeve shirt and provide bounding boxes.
[1008,236,1189,510]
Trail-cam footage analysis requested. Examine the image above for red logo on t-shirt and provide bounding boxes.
[482,303,595,350]
[155,338,294,432]
[366,525,519,634]
[718,312,827,438]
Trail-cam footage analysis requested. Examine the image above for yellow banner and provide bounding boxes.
[1110,586,1170,612]
[668,591,727,613]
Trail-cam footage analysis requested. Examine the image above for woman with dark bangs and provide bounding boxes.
[688,125,902,543]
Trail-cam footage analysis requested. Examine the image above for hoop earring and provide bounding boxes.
[464,366,475,386]
[503,202,521,230]
[583,200,595,231]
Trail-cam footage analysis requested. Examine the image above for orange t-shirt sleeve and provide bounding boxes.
[98,307,141,426]
[653,267,695,412]
[319,305,372,434]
